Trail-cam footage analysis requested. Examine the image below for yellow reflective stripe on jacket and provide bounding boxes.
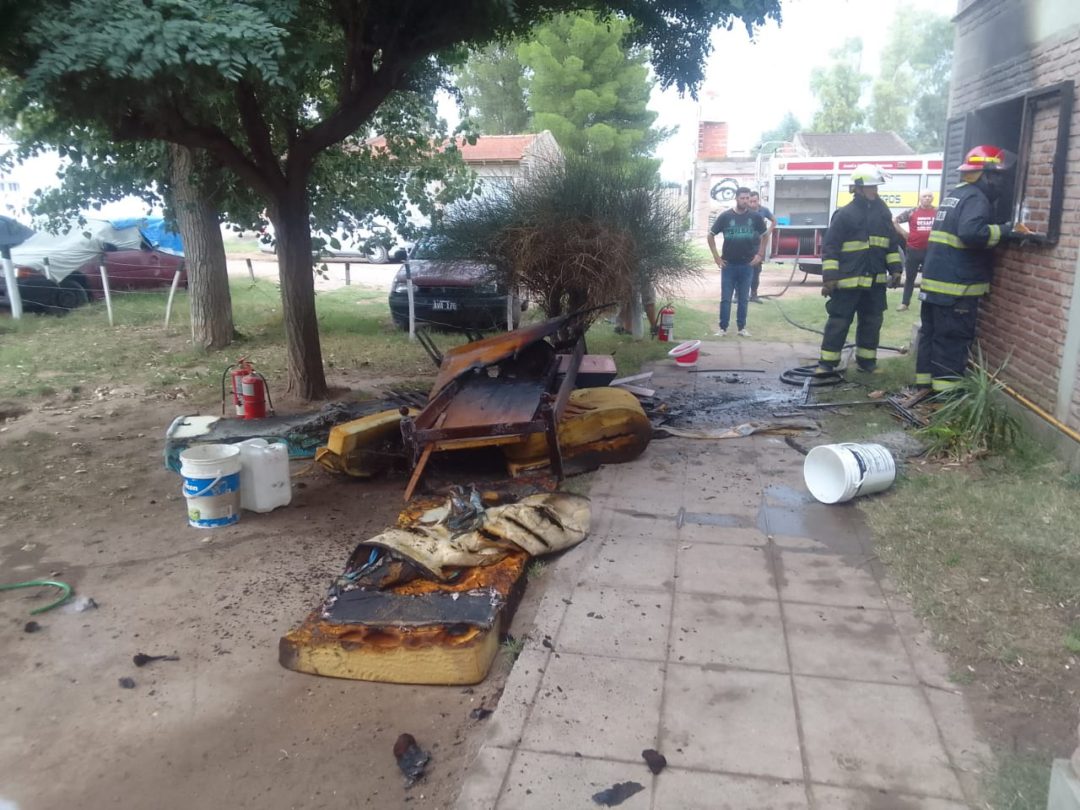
[841,240,870,252]
[920,278,990,296]
[987,223,1001,247]
[855,347,877,359]
[820,349,842,361]
[869,236,891,248]
[932,378,960,392]
[874,273,889,284]
[915,373,932,385]
[836,276,874,289]
[822,259,839,271]
[886,252,901,264]
[929,230,966,249]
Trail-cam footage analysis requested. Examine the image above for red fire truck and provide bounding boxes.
[763,154,943,278]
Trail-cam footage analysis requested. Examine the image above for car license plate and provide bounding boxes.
[432,300,458,311]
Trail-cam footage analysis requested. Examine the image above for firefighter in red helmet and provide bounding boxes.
[914,145,1029,394]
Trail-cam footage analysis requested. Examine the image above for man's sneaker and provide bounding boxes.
[738,328,752,337]
[750,295,762,303]
[896,303,909,312]
[856,365,880,374]
[714,327,728,336]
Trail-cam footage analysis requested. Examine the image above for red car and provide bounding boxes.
[2,221,187,313]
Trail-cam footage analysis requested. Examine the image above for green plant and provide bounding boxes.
[985,754,1051,810]
[526,561,547,581]
[500,634,526,663]
[917,349,1023,459]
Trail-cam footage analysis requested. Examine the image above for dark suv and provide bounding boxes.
[388,240,524,330]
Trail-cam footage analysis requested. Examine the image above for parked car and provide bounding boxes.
[1,219,186,313]
[258,220,412,264]
[388,239,525,330]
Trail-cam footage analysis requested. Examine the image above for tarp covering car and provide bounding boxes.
[10,218,183,283]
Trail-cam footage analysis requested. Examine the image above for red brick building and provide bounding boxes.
[945,0,1079,436]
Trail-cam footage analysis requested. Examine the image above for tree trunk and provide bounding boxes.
[169,144,234,350]
[271,185,328,400]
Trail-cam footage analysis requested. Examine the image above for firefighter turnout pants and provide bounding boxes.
[818,285,886,371]
[915,298,980,392]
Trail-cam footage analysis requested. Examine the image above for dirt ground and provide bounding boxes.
[0,383,538,810]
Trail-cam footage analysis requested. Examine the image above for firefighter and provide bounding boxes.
[914,144,1026,394]
[816,164,903,374]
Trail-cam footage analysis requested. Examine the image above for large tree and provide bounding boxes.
[518,12,666,163]
[456,44,532,135]
[809,38,870,134]
[869,11,953,151]
[0,0,781,399]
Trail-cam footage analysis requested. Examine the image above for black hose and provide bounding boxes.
[780,365,844,387]
[770,298,907,354]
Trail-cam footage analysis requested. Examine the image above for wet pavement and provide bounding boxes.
[455,341,989,810]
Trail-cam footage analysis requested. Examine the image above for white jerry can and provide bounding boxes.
[238,438,292,513]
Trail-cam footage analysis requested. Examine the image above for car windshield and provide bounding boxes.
[410,238,448,260]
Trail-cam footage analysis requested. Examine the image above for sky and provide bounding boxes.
[647,0,951,182]
[2,0,952,219]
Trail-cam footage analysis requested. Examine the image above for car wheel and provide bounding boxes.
[367,245,389,264]
[55,277,89,313]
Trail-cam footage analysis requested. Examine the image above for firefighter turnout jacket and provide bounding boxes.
[920,179,1012,305]
[821,195,902,288]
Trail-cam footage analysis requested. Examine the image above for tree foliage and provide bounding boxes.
[753,112,801,156]
[455,43,531,136]
[519,13,665,163]
[431,155,698,325]
[0,0,782,399]
[809,38,870,134]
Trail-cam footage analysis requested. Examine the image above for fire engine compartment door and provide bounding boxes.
[775,176,832,227]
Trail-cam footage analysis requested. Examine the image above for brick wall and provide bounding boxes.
[949,0,1080,425]
[697,122,728,160]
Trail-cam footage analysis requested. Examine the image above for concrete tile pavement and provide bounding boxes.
[456,343,990,809]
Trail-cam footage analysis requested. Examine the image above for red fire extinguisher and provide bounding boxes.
[656,304,675,342]
[241,373,270,419]
[221,358,273,418]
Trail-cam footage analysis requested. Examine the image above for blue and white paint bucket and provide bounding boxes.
[179,444,242,528]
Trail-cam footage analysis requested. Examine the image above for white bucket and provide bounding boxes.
[803,442,896,504]
[238,438,292,513]
[179,444,242,528]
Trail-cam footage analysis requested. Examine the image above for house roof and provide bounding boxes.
[459,134,547,162]
[364,132,559,164]
[794,132,915,156]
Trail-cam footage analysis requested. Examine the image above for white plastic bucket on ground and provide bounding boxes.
[668,340,702,368]
[179,444,242,528]
[238,438,292,513]
[803,442,896,504]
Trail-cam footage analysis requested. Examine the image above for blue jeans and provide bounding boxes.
[720,263,753,330]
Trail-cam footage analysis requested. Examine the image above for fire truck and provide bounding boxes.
[763,154,943,278]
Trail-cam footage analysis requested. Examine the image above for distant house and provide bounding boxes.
[791,131,916,157]
[944,0,1079,454]
[690,121,759,236]
[458,131,562,191]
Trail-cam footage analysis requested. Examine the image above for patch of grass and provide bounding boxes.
[1,279,683,403]
[525,561,547,581]
[500,634,525,663]
[985,754,1051,810]
[863,462,1080,719]
[1064,623,1080,654]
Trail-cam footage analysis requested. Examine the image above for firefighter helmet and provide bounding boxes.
[957,144,1014,172]
[849,164,888,187]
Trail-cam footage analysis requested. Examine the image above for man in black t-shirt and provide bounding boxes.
[748,192,775,302]
[707,188,767,336]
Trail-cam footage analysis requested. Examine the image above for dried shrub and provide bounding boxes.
[431,156,699,325]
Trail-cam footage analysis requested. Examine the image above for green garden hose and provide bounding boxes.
[0,579,73,615]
